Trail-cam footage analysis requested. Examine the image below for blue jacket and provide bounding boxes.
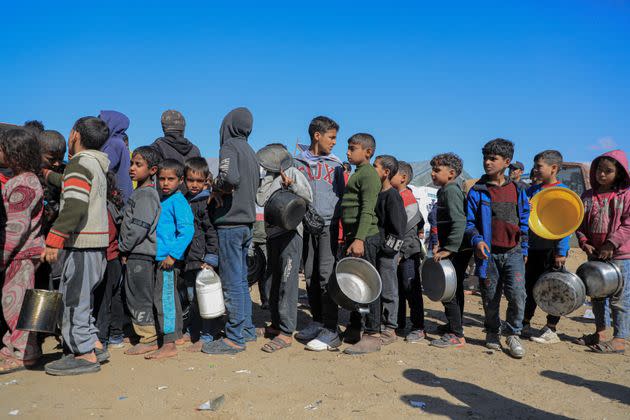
[465,177,530,278]
[526,182,570,257]
[156,191,194,262]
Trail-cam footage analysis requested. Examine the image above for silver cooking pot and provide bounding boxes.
[16,289,63,334]
[421,258,457,302]
[576,260,624,299]
[533,268,586,316]
[330,257,382,313]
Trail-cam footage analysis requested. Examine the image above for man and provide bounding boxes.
[509,161,528,190]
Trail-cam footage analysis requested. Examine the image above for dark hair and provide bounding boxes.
[598,156,627,188]
[375,155,398,180]
[158,159,185,178]
[482,138,514,160]
[348,133,376,153]
[0,128,42,175]
[133,146,161,169]
[342,162,352,172]
[430,152,463,177]
[39,130,67,159]
[185,157,210,178]
[534,150,563,169]
[122,133,129,148]
[24,120,45,133]
[106,171,124,210]
[398,161,414,181]
[73,116,110,150]
[308,116,339,141]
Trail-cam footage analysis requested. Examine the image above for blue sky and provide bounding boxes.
[1,1,628,176]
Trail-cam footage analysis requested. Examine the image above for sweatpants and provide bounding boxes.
[59,249,107,355]
[125,256,157,343]
[155,267,183,344]
[397,253,424,331]
[94,258,124,344]
[442,249,474,337]
[268,231,303,335]
[379,253,399,330]
[524,249,561,327]
[348,234,382,334]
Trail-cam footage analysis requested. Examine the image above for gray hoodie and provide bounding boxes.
[210,107,260,226]
[119,185,161,257]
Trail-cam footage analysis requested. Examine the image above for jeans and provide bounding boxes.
[593,259,630,339]
[218,226,255,346]
[348,234,382,334]
[378,253,399,330]
[185,270,220,343]
[524,249,561,326]
[442,249,473,337]
[268,231,302,335]
[397,254,423,330]
[479,249,526,336]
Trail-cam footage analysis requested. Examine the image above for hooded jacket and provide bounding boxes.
[210,107,259,226]
[151,133,201,164]
[576,150,630,260]
[184,189,219,271]
[156,191,194,262]
[99,111,133,203]
[294,150,345,225]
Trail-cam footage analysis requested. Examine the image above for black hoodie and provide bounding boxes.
[210,107,259,226]
[151,132,201,164]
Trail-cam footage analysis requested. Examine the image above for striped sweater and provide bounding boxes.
[45,150,110,249]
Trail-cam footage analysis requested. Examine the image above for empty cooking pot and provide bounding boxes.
[421,258,457,302]
[576,260,624,299]
[264,189,307,231]
[330,257,382,313]
[533,268,586,316]
[16,289,63,334]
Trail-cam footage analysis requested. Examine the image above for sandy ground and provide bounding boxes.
[1,250,629,419]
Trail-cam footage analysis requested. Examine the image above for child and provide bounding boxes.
[427,153,470,349]
[340,133,382,355]
[0,128,45,374]
[151,110,201,164]
[181,157,219,352]
[294,116,346,351]
[205,107,258,355]
[575,150,630,354]
[523,150,570,344]
[120,146,161,356]
[391,161,427,342]
[43,116,111,376]
[465,138,530,359]
[372,155,406,345]
[144,159,194,360]
[256,144,313,352]
[99,110,134,203]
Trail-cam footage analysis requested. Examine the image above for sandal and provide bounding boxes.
[574,333,600,346]
[261,335,292,353]
[0,357,36,375]
[589,341,625,354]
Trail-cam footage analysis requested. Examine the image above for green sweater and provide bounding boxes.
[436,181,466,252]
[341,162,381,241]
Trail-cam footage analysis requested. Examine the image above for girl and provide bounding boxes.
[0,128,45,373]
[575,149,630,354]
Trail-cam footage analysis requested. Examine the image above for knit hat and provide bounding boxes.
[161,110,186,133]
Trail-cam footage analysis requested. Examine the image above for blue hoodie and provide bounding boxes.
[527,182,570,257]
[99,110,133,203]
[156,191,194,262]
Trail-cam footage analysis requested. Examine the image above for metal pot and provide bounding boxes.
[330,257,382,314]
[16,289,63,334]
[576,260,624,299]
[421,258,457,302]
[264,189,307,231]
[533,269,586,316]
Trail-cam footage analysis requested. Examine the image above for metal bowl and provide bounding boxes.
[421,258,457,302]
[333,258,382,308]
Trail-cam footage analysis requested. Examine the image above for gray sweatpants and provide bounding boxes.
[60,249,107,355]
[379,253,400,330]
[268,231,302,335]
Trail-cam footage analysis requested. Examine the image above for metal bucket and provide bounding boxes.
[16,289,63,334]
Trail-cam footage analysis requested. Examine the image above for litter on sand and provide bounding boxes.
[2,380,18,386]
[8,410,19,416]
[234,369,251,374]
[410,400,427,409]
[197,395,225,411]
[157,386,169,390]
[118,396,128,401]
[583,309,595,319]
[185,367,195,371]
[304,400,322,411]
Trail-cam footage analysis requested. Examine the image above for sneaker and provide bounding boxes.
[405,329,426,343]
[306,328,342,351]
[521,324,536,339]
[343,326,362,344]
[45,354,101,376]
[108,335,125,349]
[531,327,560,345]
[95,347,110,363]
[506,335,525,359]
[380,328,398,346]
[431,333,466,349]
[485,332,501,350]
[295,322,323,342]
[344,334,381,355]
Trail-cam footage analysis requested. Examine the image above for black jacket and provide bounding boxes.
[376,188,407,257]
[151,133,201,164]
[185,190,219,271]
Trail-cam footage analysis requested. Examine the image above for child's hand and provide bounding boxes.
[280,171,293,188]
[554,254,567,269]
[433,249,452,262]
[346,239,365,257]
[475,242,490,260]
[418,231,425,240]
[599,242,615,260]
[121,256,128,265]
[41,246,59,264]
[582,243,597,257]
[201,263,215,271]
[161,256,176,270]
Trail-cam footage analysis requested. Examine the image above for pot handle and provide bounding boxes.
[358,306,370,315]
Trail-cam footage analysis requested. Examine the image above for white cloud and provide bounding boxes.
[589,136,617,151]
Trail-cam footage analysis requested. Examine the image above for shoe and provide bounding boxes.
[431,333,466,349]
[306,328,342,351]
[506,335,525,359]
[380,328,398,346]
[295,322,323,342]
[95,347,110,363]
[521,324,536,339]
[108,334,125,348]
[344,334,381,355]
[45,354,101,376]
[343,326,362,344]
[531,327,560,345]
[405,329,426,343]
[201,339,245,355]
[485,332,501,350]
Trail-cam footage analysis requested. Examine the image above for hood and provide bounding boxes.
[297,149,342,165]
[99,110,129,139]
[158,133,196,155]
[188,189,210,202]
[76,150,111,173]
[220,107,253,146]
[590,150,630,191]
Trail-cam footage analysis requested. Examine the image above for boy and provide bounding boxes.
[523,150,570,344]
[465,138,529,359]
[205,107,259,355]
[391,161,427,342]
[340,133,383,355]
[294,116,346,351]
[256,144,313,352]
[145,159,194,360]
[120,146,162,356]
[182,157,219,352]
[151,110,200,164]
[373,155,406,345]
[99,110,134,203]
[427,153,470,349]
[42,116,111,376]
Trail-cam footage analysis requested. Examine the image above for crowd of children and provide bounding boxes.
[0,110,627,376]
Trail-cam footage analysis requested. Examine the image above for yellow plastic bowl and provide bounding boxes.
[529,187,584,240]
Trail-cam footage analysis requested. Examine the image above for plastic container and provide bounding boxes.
[196,268,225,319]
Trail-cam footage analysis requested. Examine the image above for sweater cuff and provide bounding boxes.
[204,253,219,267]
[45,230,67,249]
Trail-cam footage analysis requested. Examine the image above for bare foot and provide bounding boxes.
[76,351,97,363]
[125,342,158,355]
[185,341,204,353]
[145,343,178,360]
